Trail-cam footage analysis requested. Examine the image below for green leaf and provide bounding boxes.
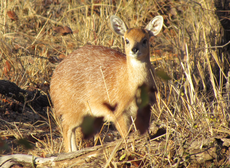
[155,69,171,81]
[81,115,104,139]
[139,84,149,108]
[119,153,127,161]
[17,138,33,150]
[0,137,9,151]
[81,115,95,135]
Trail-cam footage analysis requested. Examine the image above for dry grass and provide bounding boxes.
[0,0,229,167]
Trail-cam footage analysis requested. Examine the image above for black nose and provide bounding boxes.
[132,47,139,53]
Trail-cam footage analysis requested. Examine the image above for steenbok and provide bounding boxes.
[50,15,163,152]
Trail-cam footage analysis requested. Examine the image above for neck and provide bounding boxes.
[127,56,153,88]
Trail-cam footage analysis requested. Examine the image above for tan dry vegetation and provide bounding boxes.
[0,0,230,167]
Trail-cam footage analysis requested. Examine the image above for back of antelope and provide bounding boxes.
[50,15,163,152]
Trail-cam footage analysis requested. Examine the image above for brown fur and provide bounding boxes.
[50,15,163,152]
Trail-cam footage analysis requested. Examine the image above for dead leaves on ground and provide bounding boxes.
[7,11,18,21]
[53,26,73,36]
[3,60,12,76]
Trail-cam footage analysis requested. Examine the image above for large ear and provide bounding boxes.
[145,16,163,36]
[110,15,128,36]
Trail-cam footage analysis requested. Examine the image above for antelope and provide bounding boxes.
[50,15,163,152]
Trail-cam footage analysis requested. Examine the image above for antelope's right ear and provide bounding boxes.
[110,15,128,36]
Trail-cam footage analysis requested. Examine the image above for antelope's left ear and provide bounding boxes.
[145,16,163,37]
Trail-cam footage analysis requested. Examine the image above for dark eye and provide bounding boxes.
[125,39,129,44]
[143,39,147,45]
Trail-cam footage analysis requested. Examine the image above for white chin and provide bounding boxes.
[129,53,140,58]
